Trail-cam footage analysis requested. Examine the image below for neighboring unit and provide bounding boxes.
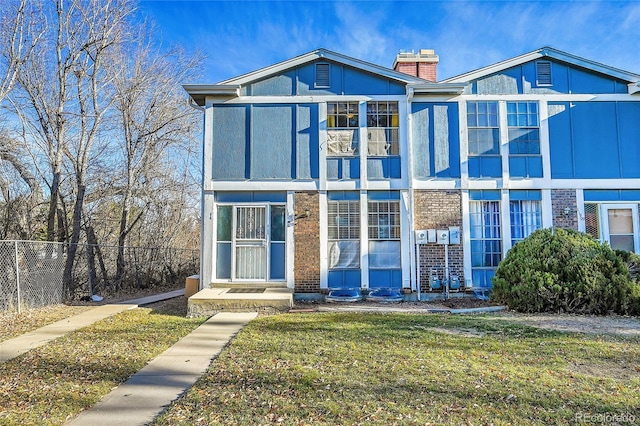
[184,46,640,298]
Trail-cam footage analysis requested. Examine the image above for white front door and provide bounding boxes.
[601,204,639,253]
[234,206,268,280]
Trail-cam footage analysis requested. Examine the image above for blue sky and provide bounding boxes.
[138,0,640,83]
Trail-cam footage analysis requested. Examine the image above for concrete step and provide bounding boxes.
[187,287,293,317]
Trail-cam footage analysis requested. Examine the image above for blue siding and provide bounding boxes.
[618,102,640,178]
[584,189,640,202]
[249,71,295,96]
[327,157,360,180]
[328,270,361,288]
[212,105,248,179]
[251,105,294,179]
[471,59,630,95]
[215,192,287,202]
[367,157,401,179]
[468,156,501,178]
[412,102,461,178]
[296,60,406,96]
[509,156,543,178]
[549,101,640,179]
[270,243,286,280]
[369,269,402,289]
[296,104,319,179]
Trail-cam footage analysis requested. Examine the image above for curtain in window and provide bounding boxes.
[328,241,360,268]
[510,200,541,242]
[369,241,401,268]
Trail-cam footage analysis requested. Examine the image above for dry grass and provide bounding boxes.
[0,305,92,343]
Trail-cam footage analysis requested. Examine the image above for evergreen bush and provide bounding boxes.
[491,228,639,315]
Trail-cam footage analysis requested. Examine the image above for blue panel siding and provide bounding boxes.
[327,157,360,180]
[270,243,286,280]
[367,157,401,179]
[572,102,619,178]
[328,270,361,288]
[251,105,294,179]
[471,60,629,95]
[296,60,406,96]
[411,102,461,178]
[548,102,574,178]
[468,156,501,178]
[584,189,640,202]
[618,102,640,178]
[509,156,543,178]
[249,71,295,96]
[510,190,542,201]
[215,192,287,203]
[369,269,402,289]
[469,190,501,201]
[212,105,248,179]
[297,104,319,179]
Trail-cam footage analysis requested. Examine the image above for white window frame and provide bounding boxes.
[600,203,639,253]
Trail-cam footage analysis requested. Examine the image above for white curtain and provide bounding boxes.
[328,241,360,268]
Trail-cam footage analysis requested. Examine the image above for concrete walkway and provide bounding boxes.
[66,311,257,426]
[0,290,185,363]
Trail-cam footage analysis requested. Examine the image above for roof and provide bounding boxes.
[442,46,640,86]
[184,48,430,105]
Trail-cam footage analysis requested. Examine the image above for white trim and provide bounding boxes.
[600,204,640,253]
[459,100,469,190]
[359,101,368,190]
[542,189,553,229]
[319,191,328,289]
[202,192,215,288]
[453,94,639,102]
[359,191,369,289]
[398,99,409,189]
[219,95,408,104]
[501,189,512,255]
[411,179,461,189]
[318,102,327,191]
[400,190,412,290]
[539,100,552,189]
[499,101,510,188]
[576,189,585,233]
[209,181,320,191]
[286,191,295,289]
[461,190,472,287]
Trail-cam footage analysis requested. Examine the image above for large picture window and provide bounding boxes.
[366,101,399,156]
[368,200,401,269]
[328,199,360,268]
[467,101,499,156]
[327,102,359,156]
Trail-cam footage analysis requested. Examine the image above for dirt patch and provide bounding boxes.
[495,312,640,337]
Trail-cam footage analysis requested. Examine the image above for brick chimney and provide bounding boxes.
[393,49,439,82]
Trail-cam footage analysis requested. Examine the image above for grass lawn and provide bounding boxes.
[0,298,205,426]
[0,305,93,343]
[154,312,640,426]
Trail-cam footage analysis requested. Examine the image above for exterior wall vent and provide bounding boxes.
[315,63,330,88]
[536,60,552,86]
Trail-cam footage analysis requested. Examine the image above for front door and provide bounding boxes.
[234,206,267,280]
[602,204,638,253]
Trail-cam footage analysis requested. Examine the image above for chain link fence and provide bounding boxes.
[0,240,199,313]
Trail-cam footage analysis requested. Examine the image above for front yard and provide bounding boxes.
[154,312,640,425]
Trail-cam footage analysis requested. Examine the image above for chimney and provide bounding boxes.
[393,49,439,82]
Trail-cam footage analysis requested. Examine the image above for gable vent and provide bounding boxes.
[536,61,552,86]
[315,63,330,88]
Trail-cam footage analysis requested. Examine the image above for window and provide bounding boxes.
[536,61,552,86]
[328,200,360,268]
[366,101,399,156]
[467,101,499,156]
[470,194,502,288]
[507,102,540,155]
[315,63,330,88]
[368,200,401,269]
[327,102,359,156]
[510,200,542,244]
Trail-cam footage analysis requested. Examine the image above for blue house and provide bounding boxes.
[185,47,640,299]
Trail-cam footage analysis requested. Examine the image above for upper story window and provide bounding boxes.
[507,102,540,155]
[315,63,330,88]
[327,102,359,156]
[467,101,499,156]
[536,61,552,86]
[366,101,399,156]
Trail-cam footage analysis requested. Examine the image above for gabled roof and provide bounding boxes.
[443,46,640,86]
[217,48,428,86]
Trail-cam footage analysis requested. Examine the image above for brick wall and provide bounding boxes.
[293,192,321,292]
[394,62,437,82]
[551,189,578,230]
[414,190,464,292]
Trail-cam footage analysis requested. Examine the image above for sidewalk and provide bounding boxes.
[0,290,184,363]
[66,311,257,426]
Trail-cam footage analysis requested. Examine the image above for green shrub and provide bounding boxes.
[491,228,639,315]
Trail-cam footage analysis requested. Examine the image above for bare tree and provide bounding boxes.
[111,27,201,286]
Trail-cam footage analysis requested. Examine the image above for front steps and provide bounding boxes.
[187,285,293,318]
